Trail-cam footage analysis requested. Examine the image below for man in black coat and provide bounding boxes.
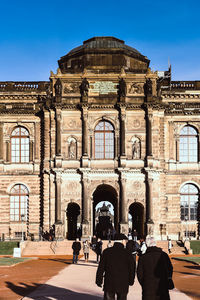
[137,236,173,300]
[72,238,81,264]
[96,233,136,300]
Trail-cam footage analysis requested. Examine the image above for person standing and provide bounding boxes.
[96,233,135,300]
[96,238,103,263]
[83,239,90,262]
[137,236,173,300]
[139,237,147,255]
[168,238,172,254]
[72,238,81,264]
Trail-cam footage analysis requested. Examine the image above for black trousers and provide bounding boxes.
[104,291,127,300]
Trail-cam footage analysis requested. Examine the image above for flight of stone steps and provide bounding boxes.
[21,239,186,256]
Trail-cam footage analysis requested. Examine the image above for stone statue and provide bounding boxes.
[80,78,89,98]
[132,140,140,159]
[68,140,76,159]
[118,78,127,98]
[54,79,62,96]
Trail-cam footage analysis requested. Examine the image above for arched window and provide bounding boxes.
[179,126,198,162]
[180,183,199,221]
[94,121,114,159]
[10,184,29,221]
[11,127,29,163]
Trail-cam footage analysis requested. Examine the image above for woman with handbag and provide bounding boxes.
[137,236,174,300]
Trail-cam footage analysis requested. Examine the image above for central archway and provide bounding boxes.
[66,203,80,240]
[93,184,118,239]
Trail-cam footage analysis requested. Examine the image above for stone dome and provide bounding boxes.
[58,36,150,74]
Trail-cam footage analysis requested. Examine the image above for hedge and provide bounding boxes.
[190,240,200,254]
[0,242,19,255]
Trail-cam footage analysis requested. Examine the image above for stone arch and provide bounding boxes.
[92,184,118,239]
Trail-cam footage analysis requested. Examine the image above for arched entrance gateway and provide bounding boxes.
[66,203,80,240]
[93,184,118,239]
[129,202,144,239]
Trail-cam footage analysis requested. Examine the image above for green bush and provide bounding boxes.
[0,242,19,255]
[190,240,200,254]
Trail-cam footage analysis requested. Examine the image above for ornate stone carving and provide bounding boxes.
[128,83,144,94]
[63,82,80,94]
[132,119,141,129]
[68,139,77,159]
[133,181,142,190]
[54,79,62,96]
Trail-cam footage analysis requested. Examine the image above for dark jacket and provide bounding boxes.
[96,240,103,254]
[137,246,173,300]
[126,240,140,255]
[96,242,136,293]
[72,241,81,255]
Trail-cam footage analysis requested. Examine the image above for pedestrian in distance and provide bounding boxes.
[83,239,90,262]
[132,229,138,242]
[91,234,97,251]
[96,233,136,300]
[137,236,173,300]
[139,236,147,255]
[72,238,81,264]
[107,240,112,248]
[168,238,172,254]
[96,238,103,263]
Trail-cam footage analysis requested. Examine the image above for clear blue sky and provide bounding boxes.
[1,0,200,81]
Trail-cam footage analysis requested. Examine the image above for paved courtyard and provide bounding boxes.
[0,255,199,300]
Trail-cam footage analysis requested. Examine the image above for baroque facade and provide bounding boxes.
[0,36,199,241]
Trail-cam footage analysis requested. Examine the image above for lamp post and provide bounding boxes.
[21,214,25,242]
[185,215,188,240]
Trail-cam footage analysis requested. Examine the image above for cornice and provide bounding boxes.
[162,93,200,100]
[165,102,200,115]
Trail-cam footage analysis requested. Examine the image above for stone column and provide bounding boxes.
[29,140,33,161]
[169,121,174,160]
[82,106,88,156]
[120,175,128,235]
[147,112,153,156]
[175,135,180,161]
[119,106,126,156]
[81,173,90,237]
[147,177,154,235]
[0,123,3,161]
[56,109,62,156]
[44,110,50,169]
[55,172,63,239]
[35,122,40,160]
[6,141,10,162]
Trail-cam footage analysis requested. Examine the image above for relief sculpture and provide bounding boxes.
[64,82,80,94]
[128,83,144,94]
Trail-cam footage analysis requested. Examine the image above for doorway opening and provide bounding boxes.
[129,202,144,239]
[66,202,80,240]
[93,184,118,239]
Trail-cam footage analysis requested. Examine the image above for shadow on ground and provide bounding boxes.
[5,281,102,299]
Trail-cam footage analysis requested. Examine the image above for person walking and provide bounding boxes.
[96,233,135,300]
[72,238,81,264]
[168,238,172,254]
[137,236,173,300]
[83,239,90,262]
[132,229,138,242]
[96,238,103,263]
[139,237,147,255]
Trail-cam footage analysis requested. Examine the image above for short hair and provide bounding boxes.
[146,236,156,247]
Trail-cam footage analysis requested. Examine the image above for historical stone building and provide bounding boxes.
[0,36,199,241]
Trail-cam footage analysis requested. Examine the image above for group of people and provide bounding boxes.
[96,234,173,300]
[72,233,173,300]
[72,235,103,263]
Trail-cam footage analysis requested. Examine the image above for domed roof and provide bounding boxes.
[68,37,142,56]
[58,36,149,74]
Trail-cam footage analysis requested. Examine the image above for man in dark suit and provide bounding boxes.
[96,233,136,300]
[137,236,173,300]
[72,238,81,264]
